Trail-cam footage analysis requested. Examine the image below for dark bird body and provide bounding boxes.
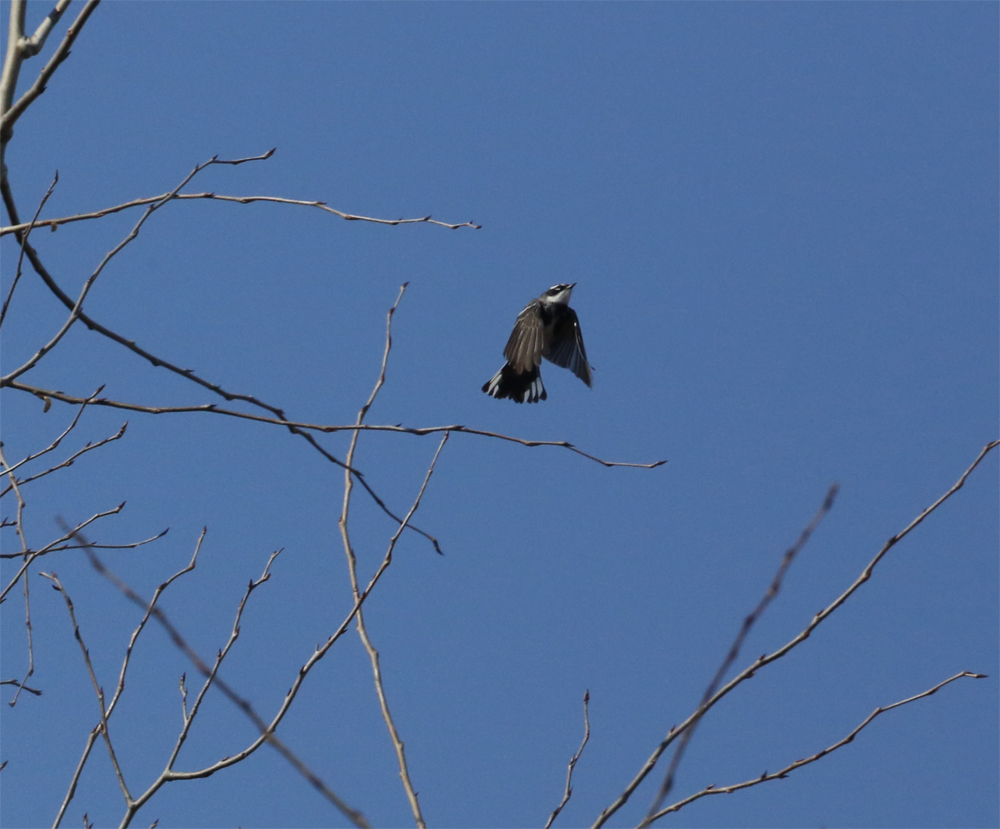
[482,283,592,403]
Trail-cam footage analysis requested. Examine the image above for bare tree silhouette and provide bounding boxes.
[1,5,994,828]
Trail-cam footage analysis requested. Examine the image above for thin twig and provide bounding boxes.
[163,547,279,769]
[3,155,256,385]
[54,729,99,829]
[643,484,839,821]
[53,531,205,829]
[1,529,169,559]
[592,439,999,829]
[0,678,42,695]
[11,544,35,706]
[2,421,127,498]
[0,190,482,236]
[1,169,57,328]
[0,441,34,704]
[1,503,126,603]
[339,284,431,828]
[39,571,134,805]
[0,386,105,479]
[107,531,205,719]
[0,441,29,555]
[544,690,592,829]
[644,672,987,825]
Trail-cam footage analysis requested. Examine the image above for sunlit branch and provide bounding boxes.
[339,283,432,828]
[644,672,987,825]
[1,0,101,143]
[0,172,453,549]
[591,439,999,829]
[0,190,482,236]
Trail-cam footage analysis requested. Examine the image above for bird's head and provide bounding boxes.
[541,283,576,305]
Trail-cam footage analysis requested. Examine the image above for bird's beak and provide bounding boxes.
[569,282,577,289]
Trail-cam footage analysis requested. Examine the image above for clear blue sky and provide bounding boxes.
[1,3,997,828]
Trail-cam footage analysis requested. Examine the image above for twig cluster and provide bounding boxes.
[0,8,660,820]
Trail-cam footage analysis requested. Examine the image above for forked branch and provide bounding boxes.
[338,284,437,828]
[645,672,987,825]
[1,0,101,143]
[592,439,999,829]
[49,526,368,829]
[644,484,839,819]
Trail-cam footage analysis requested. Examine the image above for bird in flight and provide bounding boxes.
[482,283,593,403]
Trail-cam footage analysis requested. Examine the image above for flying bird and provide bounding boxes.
[482,283,593,403]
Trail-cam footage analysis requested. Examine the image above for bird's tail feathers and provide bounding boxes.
[482,364,547,403]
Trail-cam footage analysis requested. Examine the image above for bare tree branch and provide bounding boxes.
[0,678,42,695]
[0,439,29,556]
[49,525,370,829]
[1,0,101,144]
[21,0,73,55]
[0,502,125,603]
[4,381,668,469]
[0,385,104,478]
[339,283,435,828]
[1,529,169,560]
[2,421,127,498]
[644,672,988,825]
[120,547,366,829]
[0,440,35,705]
[0,383,136,723]
[0,190,483,236]
[9,551,35,706]
[0,152,453,551]
[592,439,999,829]
[1,169,57,328]
[53,531,205,829]
[544,690,591,829]
[2,154,275,385]
[39,571,134,806]
[644,483,839,820]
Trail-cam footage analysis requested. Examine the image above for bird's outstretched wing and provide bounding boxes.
[503,299,545,373]
[544,308,592,387]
